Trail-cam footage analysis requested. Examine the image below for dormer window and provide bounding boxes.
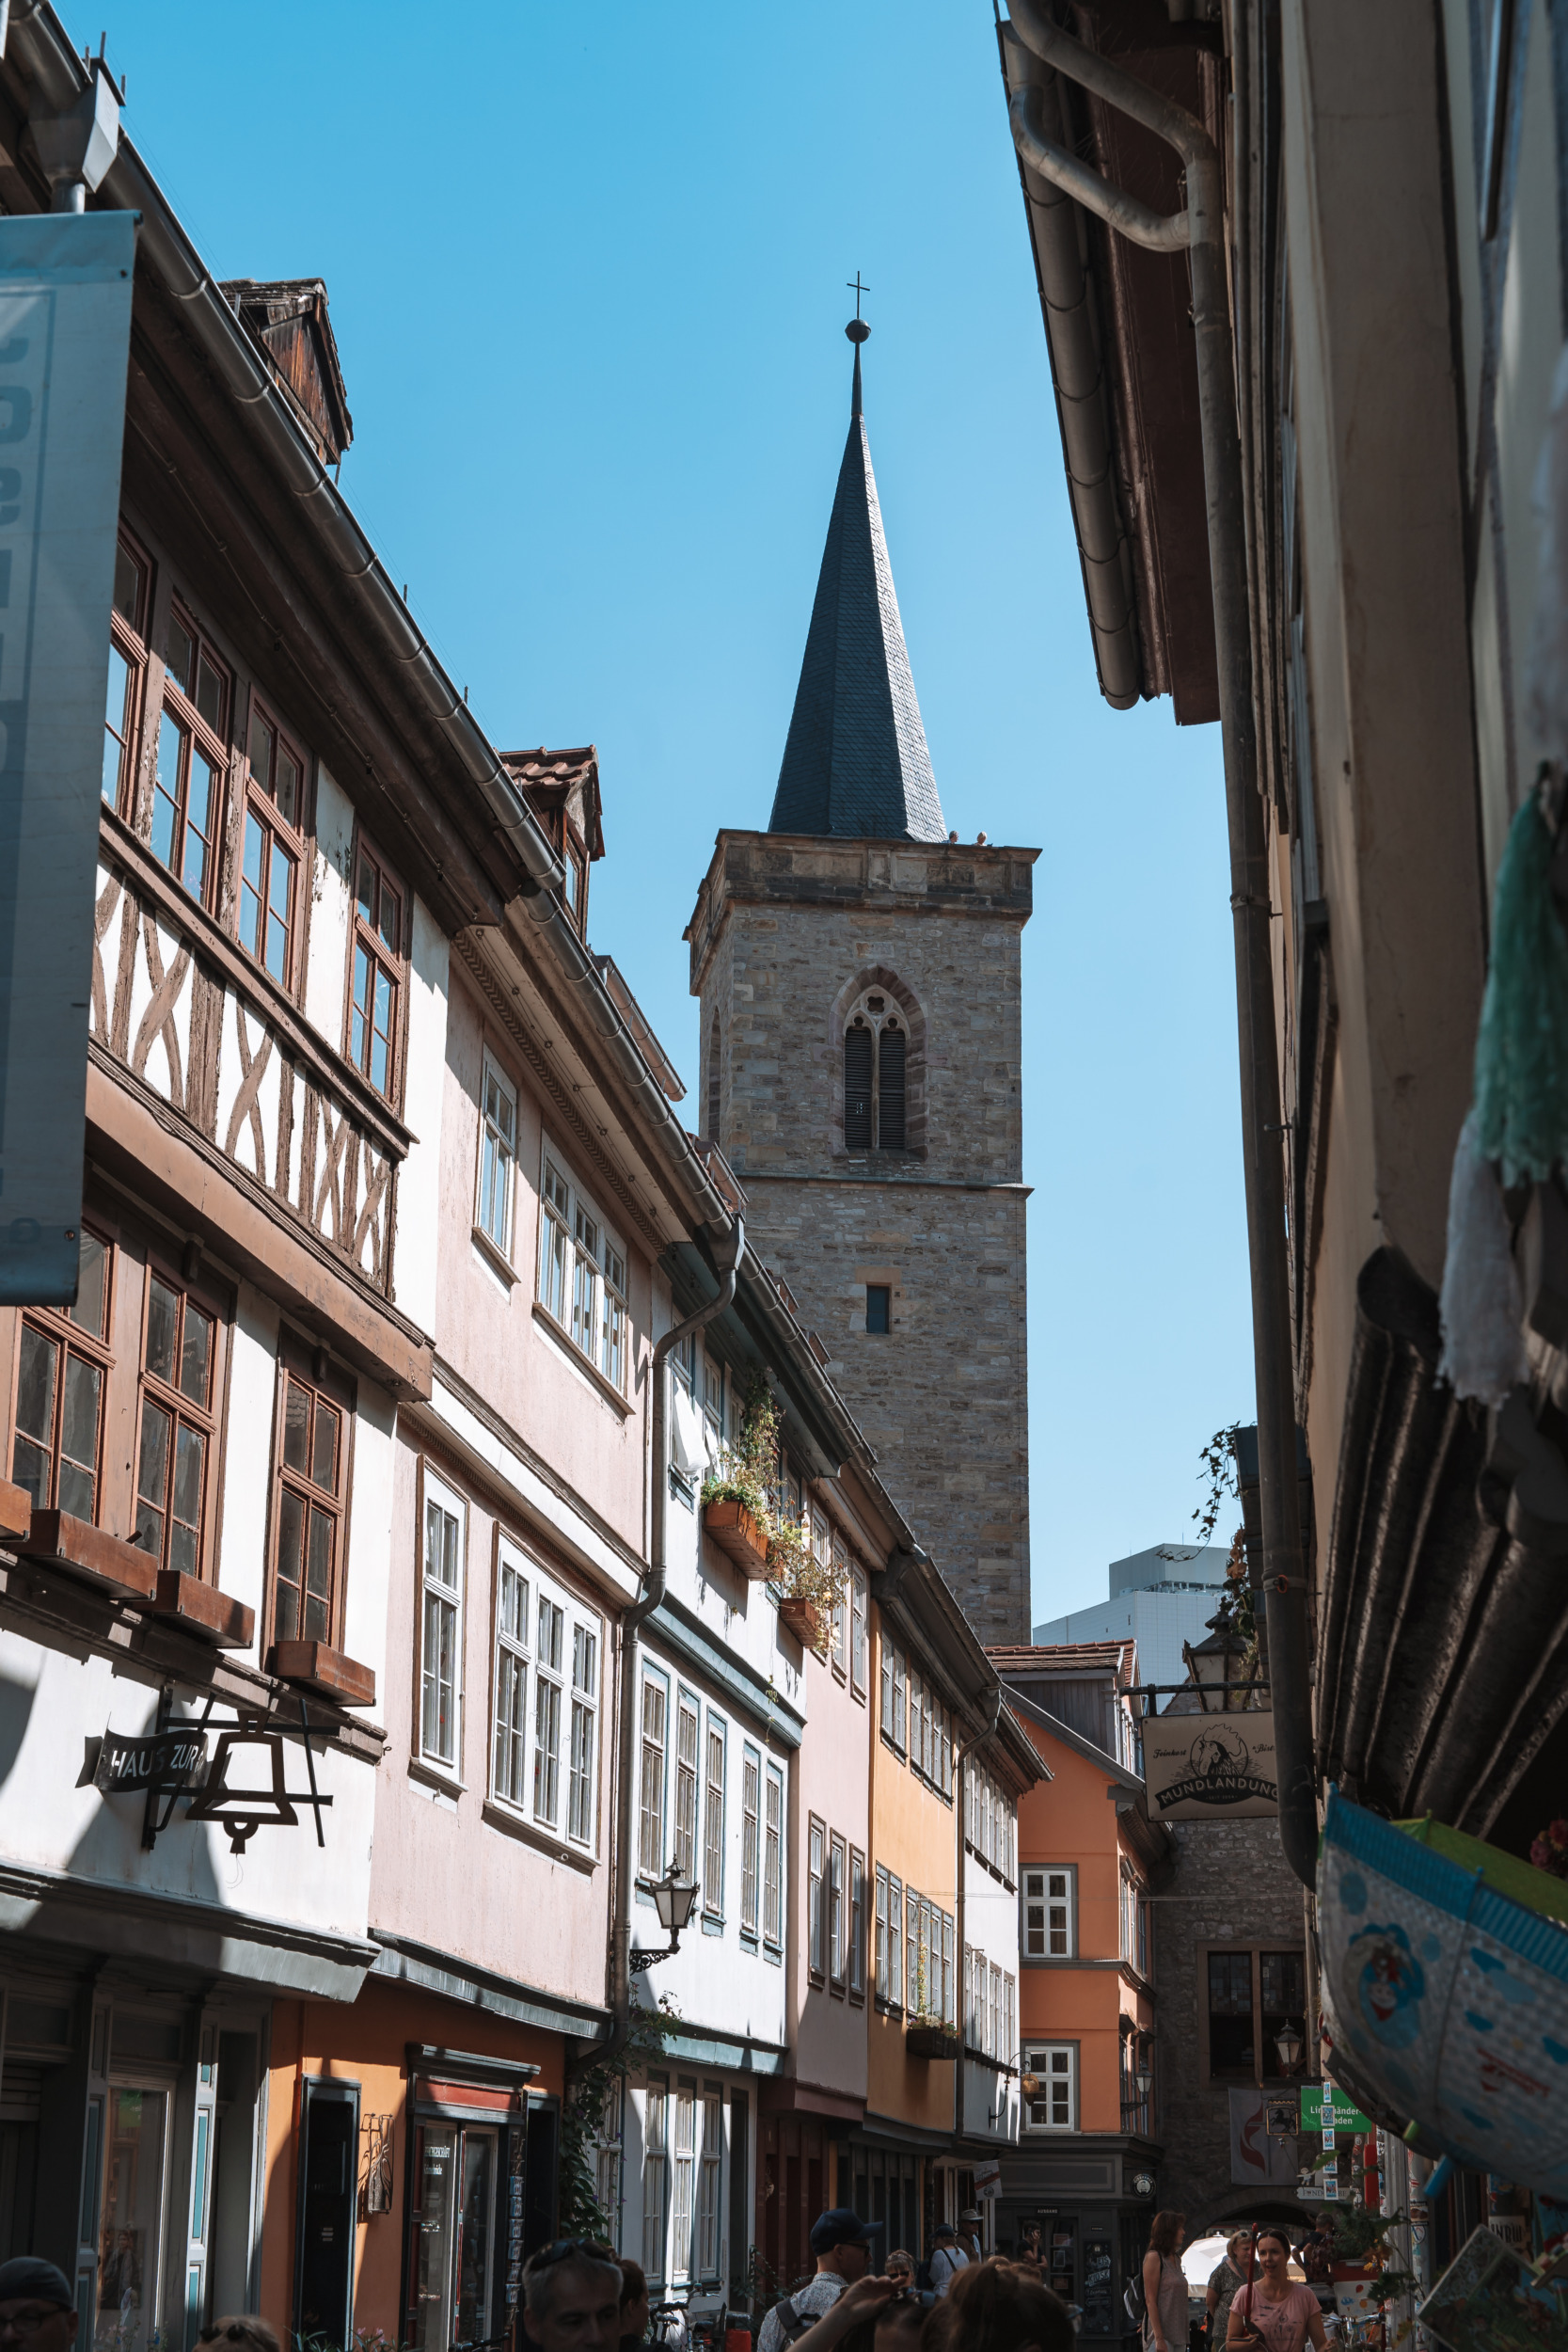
[562,831,588,933]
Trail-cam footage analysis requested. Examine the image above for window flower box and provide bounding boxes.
[24,1508,158,1601]
[905,2021,961,2060]
[778,1595,828,1653]
[703,1498,771,1580]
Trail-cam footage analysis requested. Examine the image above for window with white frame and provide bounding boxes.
[740,1745,760,1936]
[696,2085,722,2280]
[492,1547,530,1804]
[704,1717,725,1918]
[672,2078,697,2284]
[851,1568,868,1693]
[808,1817,826,1980]
[1022,2043,1077,2132]
[640,1672,668,1876]
[489,1546,601,1846]
[1022,1867,1075,1960]
[763,1766,784,1947]
[420,1469,465,1769]
[830,1834,846,1987]
[642,2074,669,2279]
[942,1910,955,2025]
[888,1870,904,2009]
[674,1691,700,1882]
[849,1847,865,1997]
[702,1355,725,1439]
[537,1143,629,1392]
[476,1051,517,1256]
[874,1866,889,2001]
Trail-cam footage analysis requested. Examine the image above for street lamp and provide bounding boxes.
[1275,2019,1305,2075]
[1134,2061,1153,2100]
[630,1861,701,1971]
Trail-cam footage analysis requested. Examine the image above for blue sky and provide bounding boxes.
[99,0,1255,1621]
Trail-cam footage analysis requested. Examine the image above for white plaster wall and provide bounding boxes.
[963,1843,1022,2141]
[392,893,450,1335]
[0,1627,375,1946]
[214,1282,281,1671]
[305,762,356,1049]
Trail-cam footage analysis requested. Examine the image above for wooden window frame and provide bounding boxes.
[416,1462,467,1775]
[829,1832,847,1991]
[1200,1943,1308,2088]
[345,830,407,1105]
[874,1864,889,2002]
[151,599,233,913]
[807,1815,826,1984]
[265,1333,356,1656]
[8,1222,118,1527]
[673,1687,700,1883]
[536,1140,631,1396]
[762,1764,784,1949]
[641,2074,669,2285]
[695,2083,722,2283]
[639,1667,669,1880]
[132,1254,228,1581]
[491,1534,531,1810]
[237,691,309,994]
[103,528,153,818]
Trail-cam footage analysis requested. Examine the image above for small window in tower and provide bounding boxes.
[844,1021,873,1150]
[866,1285,891,1335]
[878,1023,906,1150]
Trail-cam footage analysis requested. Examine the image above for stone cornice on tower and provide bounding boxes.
[684,829,1038,1000]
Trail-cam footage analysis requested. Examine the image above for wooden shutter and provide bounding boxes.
[844,1023,873,1147]
[878,1025,906,1148]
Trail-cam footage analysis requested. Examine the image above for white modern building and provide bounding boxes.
[1033,1545,1228,1692]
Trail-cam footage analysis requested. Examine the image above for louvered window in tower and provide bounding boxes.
[844,1020,874,1149]
[878,1023,906,1149]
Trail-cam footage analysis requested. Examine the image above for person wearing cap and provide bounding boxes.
[958,2209,986,2264]
[927,2223,970,2299]
[756,2208,874,2352]
[0,2260,77,2352]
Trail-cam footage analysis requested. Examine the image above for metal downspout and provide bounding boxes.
[953,1689,1003,2153]
[569,1218,745,2089]
[1005,0,1317,1890]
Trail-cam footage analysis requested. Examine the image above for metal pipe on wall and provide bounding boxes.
[1005,0,1318,1890]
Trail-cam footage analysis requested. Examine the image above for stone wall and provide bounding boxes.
[1151,1817,1308,2233]
[685,831,1036,1641]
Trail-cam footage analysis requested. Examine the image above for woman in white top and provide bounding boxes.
[1142,2211,1188,2352]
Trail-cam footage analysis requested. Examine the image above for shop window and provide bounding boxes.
[10,1226,114,1521]
[134,1264,220,1579]
[348,836,404,1101]
[642,2076,669,2283]
[696,2086,722,2280]
[294,2079,359,2346]
[96,2082,170,2352]
[240,698,306,988]
[154,605,230,908]
[405,2108,501,2352]
[269,1343,353,1652]
[103,531,152,813]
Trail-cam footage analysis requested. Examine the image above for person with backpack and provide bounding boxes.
[757,2209,876,2352]
[927,2223,970,2298]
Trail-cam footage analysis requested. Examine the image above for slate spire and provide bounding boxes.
[767,317,946,842]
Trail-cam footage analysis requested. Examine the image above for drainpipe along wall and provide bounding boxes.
[1004,0,1317,1890]
[570,1217,745,2091]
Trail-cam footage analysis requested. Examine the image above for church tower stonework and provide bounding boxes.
[685,323,1036,1643]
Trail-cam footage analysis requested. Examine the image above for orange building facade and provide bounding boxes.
[988,1644,1170,2345]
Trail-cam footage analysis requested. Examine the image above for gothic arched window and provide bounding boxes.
[844,991,909,1152]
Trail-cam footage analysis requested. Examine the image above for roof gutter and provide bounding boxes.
[6,2,562,901]
[996,21,1142,709]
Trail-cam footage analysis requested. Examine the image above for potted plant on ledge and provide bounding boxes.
[700,1374,775,1580]
[771,1516,845,1656]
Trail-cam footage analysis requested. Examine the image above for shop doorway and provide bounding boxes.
[95,2086,170,2352]
[408,2121,500,2352]
[294,2079,359,2349]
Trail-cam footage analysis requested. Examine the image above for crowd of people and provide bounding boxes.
[0,2204,1348,2352]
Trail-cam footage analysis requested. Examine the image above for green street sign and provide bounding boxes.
[1300,2084,1371,2133]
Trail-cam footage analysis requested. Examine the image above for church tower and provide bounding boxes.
[685,317,1036,1642]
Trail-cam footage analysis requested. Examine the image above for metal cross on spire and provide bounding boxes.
[847,271,871,321]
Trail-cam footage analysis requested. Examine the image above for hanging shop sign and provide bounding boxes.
[1265,2095,1299,2139]
[973,2160,1003,2201]
[92,1692,332,1853]
[1143,1710,1278,1820]
[1299,2084,1371,2135]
